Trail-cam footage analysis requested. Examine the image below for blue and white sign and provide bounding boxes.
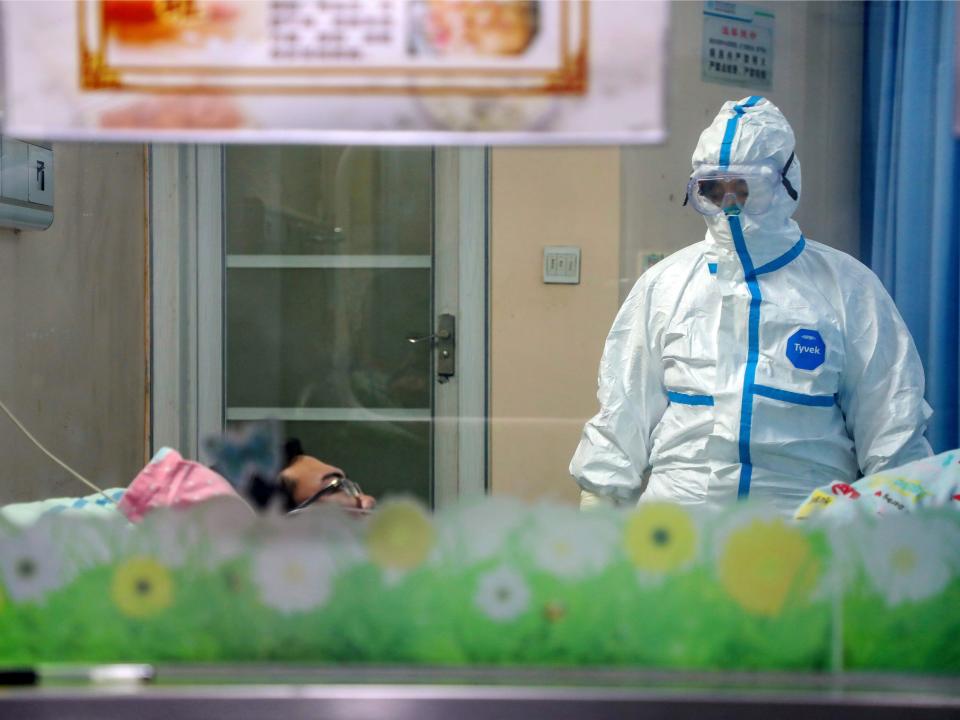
[702,2,774,90]
[787,329,826,371]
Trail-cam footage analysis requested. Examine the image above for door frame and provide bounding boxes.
[149,144,224,463]
[149,144,488,505]
[433,147,488,504]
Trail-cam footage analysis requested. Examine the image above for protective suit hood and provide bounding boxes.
[692,96,803,269]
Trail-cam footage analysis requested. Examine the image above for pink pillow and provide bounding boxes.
[119,448,242,523]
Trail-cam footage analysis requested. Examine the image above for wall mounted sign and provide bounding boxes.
[701,1,774,91]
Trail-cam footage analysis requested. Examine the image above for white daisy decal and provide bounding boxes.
[474,565,531,622]
[252,540,338,613]
[524,506,618,580]
[0,523,66,602]
[437,497,525,565]
[859,516,959,606]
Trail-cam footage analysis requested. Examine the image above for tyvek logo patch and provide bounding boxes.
[787,329,825,370]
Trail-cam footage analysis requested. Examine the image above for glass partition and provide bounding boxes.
[224,147,435,502]
[0,0,958,685]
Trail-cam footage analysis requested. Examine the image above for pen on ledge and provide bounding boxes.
[0,664,155,686]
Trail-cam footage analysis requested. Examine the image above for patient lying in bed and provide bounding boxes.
[1,443,375,528]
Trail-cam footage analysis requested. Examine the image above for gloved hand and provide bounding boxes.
[579,489,617,510]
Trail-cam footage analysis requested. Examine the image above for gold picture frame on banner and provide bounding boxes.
[78,0,589,96]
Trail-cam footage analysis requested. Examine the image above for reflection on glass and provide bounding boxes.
[225,147,432,256]
[224,146,434,503]
[225,420,431,504]
[226,268,431,409]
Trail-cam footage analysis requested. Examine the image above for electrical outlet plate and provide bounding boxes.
[543,245,581,284]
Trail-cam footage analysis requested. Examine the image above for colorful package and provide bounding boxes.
[795,450,960,520]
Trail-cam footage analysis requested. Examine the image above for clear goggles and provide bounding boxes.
[684,157,797,216]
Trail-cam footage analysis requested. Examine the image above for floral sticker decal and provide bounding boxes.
[0,524,66,602]
[111,556,174,619]
[859,517,959,605]
[366,499,436,572]
[717,517,819,617]
[624,504,698,581]
[524,507,617,580]
[253,540,337,614]
[474,565,531,622]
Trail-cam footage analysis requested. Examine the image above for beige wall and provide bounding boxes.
[0,143,147,503]
[489,148,620,503]
[489,2,864,504]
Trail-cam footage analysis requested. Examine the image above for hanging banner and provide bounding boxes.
[0,0,668,145]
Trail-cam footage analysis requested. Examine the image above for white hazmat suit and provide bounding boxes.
[571,96,932,514]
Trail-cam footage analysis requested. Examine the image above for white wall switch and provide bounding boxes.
[543,245,581,284]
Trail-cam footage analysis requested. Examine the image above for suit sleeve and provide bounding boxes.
[569,277,669,503]
[839,271,933,475]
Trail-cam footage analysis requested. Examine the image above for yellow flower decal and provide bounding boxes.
[366,499,436,571]
[624,504,697,575]
[718,518,819,617]
[111,557,174,619]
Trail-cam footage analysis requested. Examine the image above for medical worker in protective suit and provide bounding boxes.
[571,96,932,515]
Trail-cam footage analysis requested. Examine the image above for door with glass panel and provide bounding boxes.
[150,145,487,507]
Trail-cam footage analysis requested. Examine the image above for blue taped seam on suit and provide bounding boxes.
[667,391,715,406]
[752,384,836,407]
[753,236,806,276]
[708,237,802,279]
[729,214,762,499]
[719,117,740,168]
[719,96,762,167]
[719,96,787,499]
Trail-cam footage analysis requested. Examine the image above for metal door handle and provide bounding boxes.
[407,314,455,383]
[406,328,451,344]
